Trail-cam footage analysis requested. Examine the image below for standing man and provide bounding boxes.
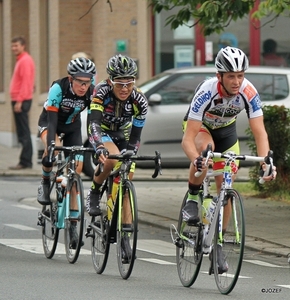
[9,36,35,170]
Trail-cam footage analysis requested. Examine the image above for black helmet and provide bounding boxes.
[106,54,137,79]
[215,46,249,73]
[67,57,96,78]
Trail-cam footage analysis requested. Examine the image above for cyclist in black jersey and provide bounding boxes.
[86,54,148,262]
[181,47,277,274]
[37,57,96,205]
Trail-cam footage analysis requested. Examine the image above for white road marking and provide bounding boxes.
[0,239,91,255]
[200,271,251,278]
[137,239,175,256]
[277,285,290,289]
[244,259,288,268]
[138,258,175,265]
[4,224,37,231]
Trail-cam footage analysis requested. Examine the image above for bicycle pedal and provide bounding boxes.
[37,220,44,227]
[85,232,94,238]
[174,238,183,248]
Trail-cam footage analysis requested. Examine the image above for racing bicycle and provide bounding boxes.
[85,150,162,279]
[170,144,274,294]
[37,140,95,264]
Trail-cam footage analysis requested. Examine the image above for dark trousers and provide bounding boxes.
[11,100,33,167]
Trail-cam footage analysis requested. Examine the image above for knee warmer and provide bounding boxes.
[42,156,53,168]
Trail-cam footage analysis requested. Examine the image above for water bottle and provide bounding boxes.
[56,175,64,202]
[205,197,217,224]
[202,197,212,224]
[107,176,120,220]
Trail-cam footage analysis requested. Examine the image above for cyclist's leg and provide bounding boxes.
[212,135,240,274]
[37,125,61,205]
[62,129,83,211]
[183,126,213,225]
[87,134,118,216]
[213,140,240,229]
[122,163,135,226]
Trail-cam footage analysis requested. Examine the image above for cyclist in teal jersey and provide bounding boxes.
[37,57,96,206]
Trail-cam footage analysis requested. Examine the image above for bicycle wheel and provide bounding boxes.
[64,174,84,264]
[213,189,245,295]
[116,180,138,279]
[91,184,110,274]
[176,192,203,287]
[41,175,59,259]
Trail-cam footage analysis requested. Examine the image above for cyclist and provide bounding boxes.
[37,57,96,248]
[181,46,277,273]
[86,54,148,263]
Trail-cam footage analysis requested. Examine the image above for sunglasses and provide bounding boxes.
[110,80,135,89]
[72,77,92,87]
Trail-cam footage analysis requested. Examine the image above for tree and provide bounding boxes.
[148,0,290,36]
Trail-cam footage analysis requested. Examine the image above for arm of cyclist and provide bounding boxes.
[182,119,210,172]
[249,116,277,181]
[88,109,108,164]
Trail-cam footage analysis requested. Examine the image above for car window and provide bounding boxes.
[246,73,289,101]
[148,73,214,105]
[139,73,171,94]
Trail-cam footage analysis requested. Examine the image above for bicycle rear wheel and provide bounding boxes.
[176,192,203,287]
[91,186,110,274]
[116,180,138,279]
[64,174,84,264]
[213,189,245,295]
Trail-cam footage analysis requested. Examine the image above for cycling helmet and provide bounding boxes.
[67,57,96,78]
[215,46,249,73]
[106,54,137,79]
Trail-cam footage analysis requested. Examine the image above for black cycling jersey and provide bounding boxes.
[88,79,148,153]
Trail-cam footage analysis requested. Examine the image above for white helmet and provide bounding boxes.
[215,46,249,73]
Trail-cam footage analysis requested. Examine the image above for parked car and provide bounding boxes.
[37,66,290,177]
[136,66,290,168]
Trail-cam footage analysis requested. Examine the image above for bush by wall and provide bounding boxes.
[246,105,290,199]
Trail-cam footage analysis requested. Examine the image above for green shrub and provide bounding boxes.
[246,105,290,199]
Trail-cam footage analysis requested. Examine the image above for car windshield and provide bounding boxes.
[139,73,171,93]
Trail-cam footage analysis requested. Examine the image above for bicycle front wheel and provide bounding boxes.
[213,189,245,295]
[116,180,138,279]
[41,175,59,259]
[64,174,84,264]
[41,203,59,258]
[91,186,110,274]
[176,192,203,287]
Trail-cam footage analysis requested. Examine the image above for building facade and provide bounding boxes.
[0,0,289,149]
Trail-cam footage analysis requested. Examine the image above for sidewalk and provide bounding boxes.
[1,144,290,258]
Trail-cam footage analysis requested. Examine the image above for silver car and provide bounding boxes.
[137,66,290,168]
[37,66,290,176]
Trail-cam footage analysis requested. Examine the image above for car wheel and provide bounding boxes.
[82,140,95,179]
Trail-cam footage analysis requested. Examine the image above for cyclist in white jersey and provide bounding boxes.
[181,46,277,273]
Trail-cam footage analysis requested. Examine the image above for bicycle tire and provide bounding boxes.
[116,180,138,279]
[91,183,110,274]
[64,174,84,264]
[176,192,203,287]
[41,175,59,259]
[213,189,245,295]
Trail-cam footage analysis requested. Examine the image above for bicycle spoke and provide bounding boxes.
[64,175,84,264]
[117,181,138,279]
[176,192,203,287]
[213,189,245,295]
[90,188,110,274]
[40,175,59,259]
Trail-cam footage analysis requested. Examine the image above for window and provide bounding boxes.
[246,74,288,101]
[143,73,214,105]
